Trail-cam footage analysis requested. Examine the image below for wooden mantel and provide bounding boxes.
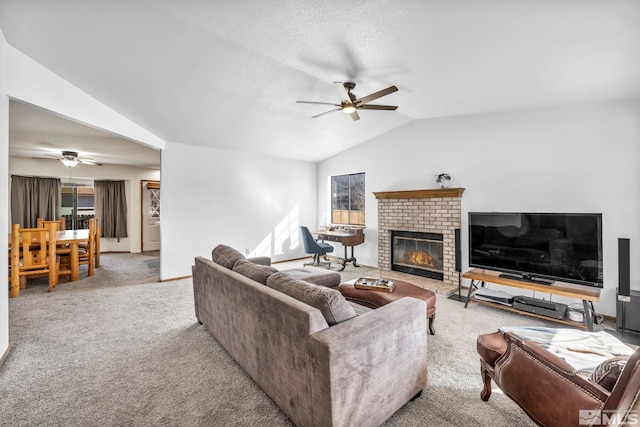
[373,188,465,200]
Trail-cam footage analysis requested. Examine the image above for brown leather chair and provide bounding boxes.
[477,330,640,427]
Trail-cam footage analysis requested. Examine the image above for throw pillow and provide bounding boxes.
[266,272,356,326]
[232,259,278,285]
[588,356,628,392]
[211,245,245,269]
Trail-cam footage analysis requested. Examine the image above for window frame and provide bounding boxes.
[330,172,365,226]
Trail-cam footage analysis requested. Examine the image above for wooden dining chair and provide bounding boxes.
[39,216,71,272]
[94,217,101,268]
[77,217,101,267]
[10,222,59,297]
[78,218,97,276]
[37,217,66,231]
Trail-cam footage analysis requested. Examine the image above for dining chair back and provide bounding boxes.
[94,217,101,268]
[78,218,97,276]
[37,217,66,231]
[10,222,59,297]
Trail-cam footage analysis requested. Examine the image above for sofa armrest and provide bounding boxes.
[247,256,271,266]
[495,332,609,426]
[308,297,427,427]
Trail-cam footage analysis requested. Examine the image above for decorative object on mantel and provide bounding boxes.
[435,173,451,189]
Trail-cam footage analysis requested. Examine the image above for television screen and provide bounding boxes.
[469,212,603,288]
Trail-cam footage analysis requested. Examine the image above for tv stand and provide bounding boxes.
[498,273,552,286]
[463,268,601,331]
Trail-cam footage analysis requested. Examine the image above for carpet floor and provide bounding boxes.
[2,253,597,426]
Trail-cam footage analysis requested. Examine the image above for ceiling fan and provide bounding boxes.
[44,150,103,167]
[297,82,398,121]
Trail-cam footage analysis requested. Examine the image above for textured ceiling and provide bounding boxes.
[2,0,639,164]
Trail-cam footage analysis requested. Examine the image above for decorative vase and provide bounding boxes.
[435,173,451,189]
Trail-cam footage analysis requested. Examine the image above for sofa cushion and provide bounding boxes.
[211,245,245,269]
[589,356,628,391]
[232,259,278,285]
[266,272,356,326]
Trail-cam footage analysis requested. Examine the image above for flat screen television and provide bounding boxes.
[469,212,603,288]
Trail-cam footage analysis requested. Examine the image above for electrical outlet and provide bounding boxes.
[245,248,250,255]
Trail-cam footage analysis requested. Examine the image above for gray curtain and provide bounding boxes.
[94,180,128,238]
[10,175,61,227]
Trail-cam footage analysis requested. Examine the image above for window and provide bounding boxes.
[149,188,160,218]
[331,172,365,225]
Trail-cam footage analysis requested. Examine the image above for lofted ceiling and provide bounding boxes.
[1,0,639,164]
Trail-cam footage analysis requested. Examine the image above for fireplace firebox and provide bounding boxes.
[392,230,444,280]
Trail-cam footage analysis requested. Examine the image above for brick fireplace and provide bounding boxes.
[374,188,464,287]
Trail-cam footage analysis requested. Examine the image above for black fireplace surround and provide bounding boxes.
[392,230,444,280]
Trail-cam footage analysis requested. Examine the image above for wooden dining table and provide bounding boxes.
[57,229,90,281]
[8,229,91,282]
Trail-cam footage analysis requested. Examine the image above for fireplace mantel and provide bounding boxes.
[373,188,465,200]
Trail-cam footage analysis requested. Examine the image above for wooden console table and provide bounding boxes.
[462,269,601,331]
[314,229,365,271]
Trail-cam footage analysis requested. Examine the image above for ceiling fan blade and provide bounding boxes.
[311,108,342,119]
[333,82,352,103]
[349,111,360,121]
[358,104,398,111]
[297,101,341,107]
[355,85,398,105]
[79,158,103,166]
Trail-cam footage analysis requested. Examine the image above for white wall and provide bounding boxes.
[9,158,160,253]
[161,142,317,280]
[0,29,9,360]
[318,101,640,316]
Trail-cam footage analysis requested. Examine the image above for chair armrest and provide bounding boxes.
[308,297,427,426]
[495,332,609,426]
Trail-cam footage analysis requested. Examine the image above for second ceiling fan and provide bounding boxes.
[297,82,398,121]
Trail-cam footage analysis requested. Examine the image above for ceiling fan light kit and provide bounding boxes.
[297,81,398,121]
[61,151,81,167]
[61,158,79,168]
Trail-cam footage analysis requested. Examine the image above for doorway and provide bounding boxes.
[141,180,160,252]
[61,180,94,230]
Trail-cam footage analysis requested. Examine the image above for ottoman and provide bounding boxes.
[338,280,437,335]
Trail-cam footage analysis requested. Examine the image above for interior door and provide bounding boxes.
[142,180,160,252]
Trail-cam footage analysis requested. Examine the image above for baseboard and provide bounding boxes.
[160,275,191,282]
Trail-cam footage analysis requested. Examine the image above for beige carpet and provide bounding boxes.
[2,253,594,426]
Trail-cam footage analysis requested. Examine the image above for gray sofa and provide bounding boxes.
[192,245,428,427]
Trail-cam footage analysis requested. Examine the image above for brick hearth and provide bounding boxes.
[374,188,464,288]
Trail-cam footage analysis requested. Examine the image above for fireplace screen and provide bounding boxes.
[392,231,444,280]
